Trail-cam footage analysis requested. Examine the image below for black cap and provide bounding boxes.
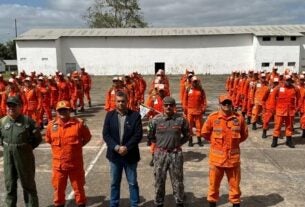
[7,96,22,105]
[163,96,176,105]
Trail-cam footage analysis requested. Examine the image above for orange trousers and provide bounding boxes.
[273,115,294,137]
[241,98,247,114]
[300,114,305,129]
[52,168,86,206]
[251,104,263,123]
[84,86,91,102]
[187,113,203,137]
[38,105,52,125]
[208,165,241,204]
[262,109,274,130]
[71,94,84,110]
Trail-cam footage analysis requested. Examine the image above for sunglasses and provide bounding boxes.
[164,103,175,107]
[57,108,69,113]
[221,100,232,106]
[7,103,18,108]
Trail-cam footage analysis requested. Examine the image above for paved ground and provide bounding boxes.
[1,75,305,207]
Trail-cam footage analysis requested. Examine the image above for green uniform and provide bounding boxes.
[0,115,42,207]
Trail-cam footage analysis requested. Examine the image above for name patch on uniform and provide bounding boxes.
[16,122,22,127]
[4,123,11,130]
[189,89,193,94]
[280,87,285,92]
[52,124,58,131]
[154,99,158,104]
[257,83,261,87]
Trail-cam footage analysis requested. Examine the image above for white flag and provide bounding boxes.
[139,104,150,118]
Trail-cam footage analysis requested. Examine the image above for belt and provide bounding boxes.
[3,141,28,147]
[156,146,182,153]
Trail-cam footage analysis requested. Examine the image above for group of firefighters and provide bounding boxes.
[226,67,305,148]
[0,68,92,128]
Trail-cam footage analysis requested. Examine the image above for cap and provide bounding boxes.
[191,76,198,82]
[7,96,22,105]
[24,77,31,82]
[59,72,63,76]
[285,75,292,80]
[8,78,15,83]
[38,76,44,80]
[261,73,266,77]
[219,94,232,104]
[56,100,71,110]
[273,78,279,82]
[300,75,305,80]
[112,76,118,81]
[163,96,176,105]
[158,84,165,91]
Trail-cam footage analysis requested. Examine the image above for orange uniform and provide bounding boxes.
[37,83,52,127]
[201,109,248,205]
[57,79,70,101]
[272,84,300,138]
[183,85,207,137]
[45,115,91,206]
[251,80,269,125]
[71,78,84,111]
[104,86,129,112]
[80,70,92,106]
[23,86,39,123]
[262,86,277,130]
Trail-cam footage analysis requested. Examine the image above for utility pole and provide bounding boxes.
[15,18,17,37]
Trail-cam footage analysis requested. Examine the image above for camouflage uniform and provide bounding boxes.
[147,112,190,206]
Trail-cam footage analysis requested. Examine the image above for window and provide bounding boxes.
[20,58,26,61]
[290,36,297,41]
[262,63,270,67]
[276,36,285,41]
[275,62,284,67]
[262,36,271,41]
[65,63,76,74]
[155,62,165,74]
[41,58,48,61]
[288,62,296,67]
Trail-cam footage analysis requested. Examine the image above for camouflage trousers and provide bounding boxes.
[154,150,184,205]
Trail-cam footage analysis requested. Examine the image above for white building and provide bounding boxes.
[15,25,305,75]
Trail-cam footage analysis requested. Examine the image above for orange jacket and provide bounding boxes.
[104,86,129,111]
[37,85,51,107]
[23,87,39,111]
[57,80,70,101]
[273,85,300,116]
[183,86,207,115]
[80,72,91,89]
[264,87,277,111]
[145,93,164,118]
[297,85,305,113]
[201,110,248,167]
[253,82,270,106]
[45,117,91,170]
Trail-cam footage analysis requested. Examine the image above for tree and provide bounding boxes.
[84,0,148,28]
[0,41,16,60]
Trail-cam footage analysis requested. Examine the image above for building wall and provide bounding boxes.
[254,36,301,73]
[59,35,253,75]
[16,40,58,75]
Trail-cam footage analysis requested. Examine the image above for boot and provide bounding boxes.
[78,205,86,207]
[89,101,92,107]
[302,129,305,138]
[209,202,216,207]
[197,137,204,147]
[247,116,251,125]
[252,122,257,130]
[74,109,77,115]
[55,205,65,207]
[286,137,295,148]
[80,107,85,112]
[155,204,163,207]
[271,137,278,148]
[176,203,184,207]
[188,138,194,147]
[262,129,267,138]
[232,203,240,207]
[149,154,154,167]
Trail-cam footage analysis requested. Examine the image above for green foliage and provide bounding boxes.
[0,40,16,60]
[84,0,148,28]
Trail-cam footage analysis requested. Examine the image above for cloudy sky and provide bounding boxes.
[1,0,305,42]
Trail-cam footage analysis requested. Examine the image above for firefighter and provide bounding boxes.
[45,100,91,207]
[201,94,248,207]
[183,76,207,147]
[23,77,39,124]
[80,67,92,107]
[36,76,52,129]
[271,75,300,148]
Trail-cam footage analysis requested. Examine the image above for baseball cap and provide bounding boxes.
[163,96,176,105]
[273,78,279,82]
[7,96,22,105]
[56,100,71,110]
[191,76,198,82]
[219,94,232,104]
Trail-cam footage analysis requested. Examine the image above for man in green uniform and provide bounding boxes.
[0,96,42,207]
[147,96,191,207]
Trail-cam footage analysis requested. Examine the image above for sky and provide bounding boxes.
[1,0,305,43]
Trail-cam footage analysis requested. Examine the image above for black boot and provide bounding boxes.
[252,122,257,130]
[302,129,305,138]
[197,137,204,147]
[232,203,240,207]
[55,205,65,207]
[80,107,85,112]
[78,205,86,207]
[155,204,163,207]
[89,101,92,107]
[149,154,154,167]
[286,137,295,148]
[209,202,216,207]
[188,138,194,147]
[262,129,267,138]
[247,116,251,125]
[271,137,278,148]
[176,203,184,207]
